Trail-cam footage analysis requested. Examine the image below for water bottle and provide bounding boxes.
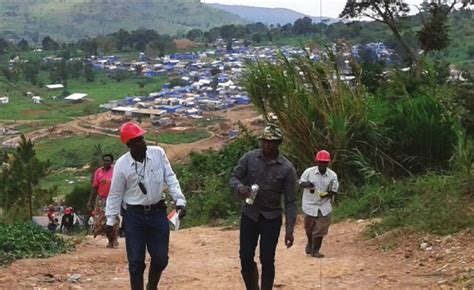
[245,184,259,205]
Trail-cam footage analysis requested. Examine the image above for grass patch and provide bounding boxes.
[0,223,73,266]
[335,173,474,236]
[149,130,211,144]
[195,116,226,128]
[35,134,126,169]
[0,72,165,124]
[41,170,90,197]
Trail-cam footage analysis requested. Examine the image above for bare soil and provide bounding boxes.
[0,219,471,289]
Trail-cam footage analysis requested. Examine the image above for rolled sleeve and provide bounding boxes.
[105,170,125,226]
[162,151,186,206]
[330,173,339,193]
[284,166,297,235]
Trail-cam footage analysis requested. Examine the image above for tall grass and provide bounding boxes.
[243,52,460,179]
[243,52,394,180]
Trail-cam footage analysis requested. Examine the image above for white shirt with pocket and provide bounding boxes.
[105,146,186,226]
[299,166,338,217]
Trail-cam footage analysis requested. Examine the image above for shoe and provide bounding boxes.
[305,244,311,255]
[113,239,119,248]
[106,242,113,248]
[311,252,325,258]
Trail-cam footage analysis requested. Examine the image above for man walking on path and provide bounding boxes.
[229,124,297,290]
[105,122,186,290]
[299,150,339,258]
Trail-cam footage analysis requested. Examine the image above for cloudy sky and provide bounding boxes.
[202,0,426,18]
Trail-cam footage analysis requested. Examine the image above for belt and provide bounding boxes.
[126,200,166,212]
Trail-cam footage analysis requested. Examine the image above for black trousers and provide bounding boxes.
[240,213,282,290]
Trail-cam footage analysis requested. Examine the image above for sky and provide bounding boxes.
[201,0,426,18]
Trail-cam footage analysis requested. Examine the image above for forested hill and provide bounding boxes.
[0,0,245,42]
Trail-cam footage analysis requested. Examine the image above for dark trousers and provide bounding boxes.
[240,213,282,290]
[124,208,170,290]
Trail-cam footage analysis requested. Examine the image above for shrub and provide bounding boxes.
[0,223,73,266]
[335,173,473,235]
[176,131,259,227]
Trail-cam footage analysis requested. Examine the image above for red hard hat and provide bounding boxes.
[120,122,146,144]
[64,208,72,215]
[315,150,331,162]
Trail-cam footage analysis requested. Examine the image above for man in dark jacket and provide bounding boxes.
[229,124,297,290]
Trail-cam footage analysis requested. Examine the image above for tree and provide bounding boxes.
[84,64,95,82]
[186,29,203,41]
[17,39,29,51]
[2,135,51,220]
[42,36,59,51]
[293,17,314,35]
[418,1,473,53]
[0,38,8,54]
[21,62,39,85]
[340,1,418,65]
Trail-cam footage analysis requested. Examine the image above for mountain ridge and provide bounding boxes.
[207,4,338,26]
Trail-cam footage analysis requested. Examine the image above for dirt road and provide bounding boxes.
[1,219,471,289]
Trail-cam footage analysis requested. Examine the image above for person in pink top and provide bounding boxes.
[88,154,119,248]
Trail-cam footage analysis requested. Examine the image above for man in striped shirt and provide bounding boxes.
[299,150,339,258]
[105,122,186,290]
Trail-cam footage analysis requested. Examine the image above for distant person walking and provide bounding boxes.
[299,150,339,258]
[229,124,297,290]
[105,122,186,290]
[60,207,75,234]
[46,204,57,233]
[88,154,119,248]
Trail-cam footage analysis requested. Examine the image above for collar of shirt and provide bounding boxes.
[314,166,328,177]
[100,165,114,172]
[126,152,152,167]
[257,149,284,165]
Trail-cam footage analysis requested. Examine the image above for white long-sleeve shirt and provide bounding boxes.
[299,166,338,217]
[105,146,186,226]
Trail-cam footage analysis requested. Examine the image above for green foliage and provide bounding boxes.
[35,134,126,169]
[150,130,210,144]
[335,173,473,235]
[0,135,52,221]
[243,52,392,180]
[0,223,73,266]
[65,183,91,215]
[384,95,458,174]
[176,131,258,227]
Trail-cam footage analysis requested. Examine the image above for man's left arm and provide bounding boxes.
[283,166,297,248]
[162,150,186,217]
[327,172,339,198]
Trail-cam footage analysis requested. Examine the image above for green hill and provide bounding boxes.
[0,0,245,42]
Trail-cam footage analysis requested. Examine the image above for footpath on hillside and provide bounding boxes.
[0,218,472,289]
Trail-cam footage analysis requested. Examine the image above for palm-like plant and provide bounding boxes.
[243,51,393,180]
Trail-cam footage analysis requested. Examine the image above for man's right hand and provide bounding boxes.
[238,185,251,198]
[300,181,315,188]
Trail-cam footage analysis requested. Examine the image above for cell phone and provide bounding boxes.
[138,182,147,195]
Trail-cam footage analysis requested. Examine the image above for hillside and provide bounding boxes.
[0,0,245,42]
[208,4,338,25]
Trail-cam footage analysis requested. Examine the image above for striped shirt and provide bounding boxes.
[105,146,186,226]
[299,166,339,217]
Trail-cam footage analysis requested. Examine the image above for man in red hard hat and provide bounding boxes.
[299,150,339,258]
[105,122,186,290]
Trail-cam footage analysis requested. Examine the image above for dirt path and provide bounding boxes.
[1,219,471,289]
